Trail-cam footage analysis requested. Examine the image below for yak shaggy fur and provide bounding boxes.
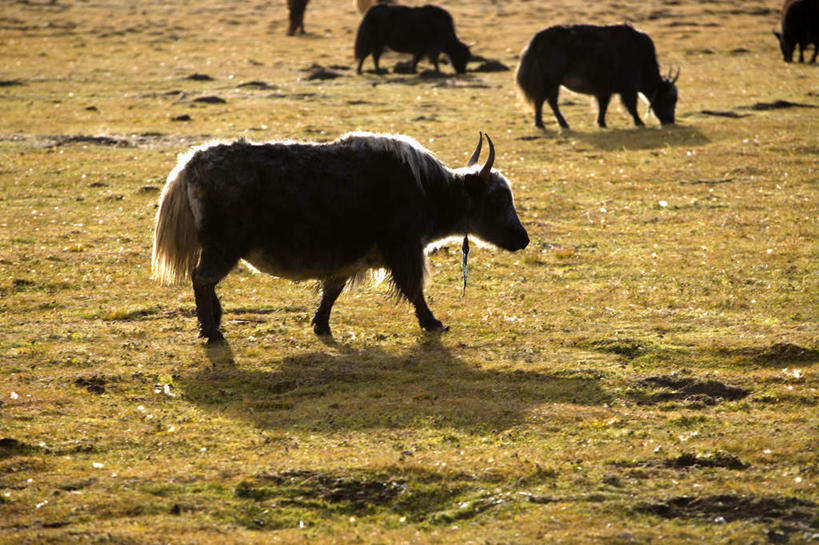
[152,132,528,342]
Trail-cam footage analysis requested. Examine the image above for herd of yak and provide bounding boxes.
[152,0,818,343]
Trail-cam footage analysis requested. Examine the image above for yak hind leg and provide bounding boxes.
[596,93,612,128]
[533,98,545,128]
[621,92,644,126]
[809,44,817,63]
[546,88,569,129]
[372,49,385,74]
[192,245,239,344]
[312,277,348,337]
[384,243,447,332]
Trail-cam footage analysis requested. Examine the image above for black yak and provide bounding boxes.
[287,0,309,36]
[354,4,471,75]
[774,0,819,63]
[516,24,679,129]
[152,132,529,343]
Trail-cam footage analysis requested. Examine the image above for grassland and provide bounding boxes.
[1,0,817,543]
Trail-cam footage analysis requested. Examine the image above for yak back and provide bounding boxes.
[355,4,461,59]
[184,135,462,280]
[526,24,663,96]
[780,0,819,45]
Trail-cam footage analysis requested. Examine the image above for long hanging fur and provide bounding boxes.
[151,157,200,286]
[515,39,544,108]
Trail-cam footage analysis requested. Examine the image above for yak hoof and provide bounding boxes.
[199,330,226,344]
[421,320,448,333]
[313,323,332,337]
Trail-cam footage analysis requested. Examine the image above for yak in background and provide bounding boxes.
[286,0,309,35]
[152,132,528,343]
[355,4,472,74]
[516,24,679,129]
[774,0,819,62]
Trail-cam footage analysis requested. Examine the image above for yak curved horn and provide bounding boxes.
[467,131,483,167]
[671,67,680,85]
[479,133,495,182]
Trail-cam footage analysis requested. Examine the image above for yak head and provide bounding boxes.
[450,41,472,74]
[773,31,794,62]
[651,68,680,125]
[462,133,529,252]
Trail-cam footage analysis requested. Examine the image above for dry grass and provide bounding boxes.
[1,0,817,543]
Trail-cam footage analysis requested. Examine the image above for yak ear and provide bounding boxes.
[479,133,495,183]
[467,131,483,167]
[773,30,782,40]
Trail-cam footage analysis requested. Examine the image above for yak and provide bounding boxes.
[774,0,819,63]
[152,132,529,343]
[354,4,471,75]
[286,0,309,36]
[516,24,679,129]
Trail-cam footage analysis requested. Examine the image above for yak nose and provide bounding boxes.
[515,229,529,250]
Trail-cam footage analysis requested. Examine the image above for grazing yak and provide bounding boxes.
[355,4,471,74]
[774,0,819,62]
[286,0,309,35]
[152,132,529,343]
[355,0,396,16]
[516,24,679,129]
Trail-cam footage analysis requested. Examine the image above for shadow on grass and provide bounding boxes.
[571,123,709,150]
[179,335,611,433]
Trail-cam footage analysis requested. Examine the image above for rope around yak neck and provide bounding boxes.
[461,234,469,297]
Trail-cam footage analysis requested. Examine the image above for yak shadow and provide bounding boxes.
[183,335,611,433]
[570,124,709,151]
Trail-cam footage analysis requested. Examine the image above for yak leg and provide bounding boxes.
[810,44,818,63]
[546,88,569,129]
[312,277,348,337]
[192,245,238,344]
[798,43,805,63]
[595,93,612,128]
[385,244,447,332]
[534,98,545,128]
[430,53,440,72]
[621,92,644,126]
[372,49,385,74]
[410,53,423,73]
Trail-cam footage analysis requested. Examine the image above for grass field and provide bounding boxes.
[1,0,817,543]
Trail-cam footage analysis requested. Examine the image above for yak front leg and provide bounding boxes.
[312,277,348,336]
[621,91,644,126]
[385,243,447,332]
[595,93,612,128]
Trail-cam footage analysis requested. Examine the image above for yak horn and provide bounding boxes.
[671,67,680,84]
[479,133,495,181]
[467,131,483,167]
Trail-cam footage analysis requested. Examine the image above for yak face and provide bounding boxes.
[449,41,471,74]
[466,172,529,251]
[462,133,528,251]
[774,31,794,62]
[651,73,679,125]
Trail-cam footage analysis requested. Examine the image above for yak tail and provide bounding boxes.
[354,6,380,60]
[515,41,544,106]
[151,160,200,286]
